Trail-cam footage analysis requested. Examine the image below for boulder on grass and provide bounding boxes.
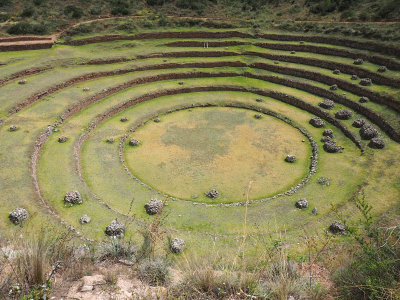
[329,84,338,91]
[64,190,82,205]
[206,189,219,199]
[9,125,18,132]
[309,117,325,128]
[368,137,385,149]
[106,138,114,144]
[58,136,68,143]
[323,141,343,153]
[360,78,372,86]
[80,214,91,224]
[254,114,262,119]
[18,79,27,85]
[144,199,163,215]
[120,117,128,122]
[105,219,125,238]
[352,119,365,128]
[354,58,363,65]
[378,66,387,73]
[170,238,186,253]
[295,198,308,209]
[335,109,353,120]
[273,60,279,64]
[290,50,296,54]
[318,99,335,109]
[360,124,378,140]
[359,96,369,103]
[9,208,29,225]
[256,98,263,102]
[129,139,140,146]
[329,221,345,234]
[321,136,332,143]
[285,155,296,163]
[351,74,358,80]
[323,129,334,137]
[332,69,340,75]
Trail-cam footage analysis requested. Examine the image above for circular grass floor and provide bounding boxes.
[125,106,311,203]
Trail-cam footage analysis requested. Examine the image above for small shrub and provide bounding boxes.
[20,7,35,18]
[0,13,9,22]
[7,21,47,35]
[137,258,169,285]
[64,5,83,19]
[110,0,131,15]
[96,239,136,261]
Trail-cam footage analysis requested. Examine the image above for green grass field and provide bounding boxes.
[0,26,399,261]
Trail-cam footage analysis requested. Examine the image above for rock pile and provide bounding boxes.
[285,155,296,163]
[309,117,325,128]
[332,69,340,75]
[329,221,345,234]
[80,214,91,224]
[106,138,114,143]
[120,117,128,122]
[58,136,68,143]
[64,190,83,205]
[170,238,186,253]
[290,51,296,54]
[256,98,263,102]
[378,66,387,73]
[144,199,163,215]
[335,109,353,120]
[368,137,385,149]
[323,141,343,153]
[18,79,27,84]
[353,58,363,65]
[360,124,378,140]
[295,198,308,209]
[254,114,262,119]
[9,125,18,131]
[318,99,335,109]
[351,74,358,80]
[360,78,372,86]
[105,219,125,238]
[359,96,369,103]
[206,189,219,199]
[329,84,338,90]
[323,129,334,137]
[352,119,365,128]
[129,139,140,146]
[9,208,29,225]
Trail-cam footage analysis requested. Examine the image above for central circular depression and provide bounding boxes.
[124,107,310,203]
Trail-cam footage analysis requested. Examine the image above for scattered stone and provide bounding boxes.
[323,141,343,153]
[352,119,365,128]
[18,79,27,85]
[318,99,335,109]
[359,78,372,86]
[329,84,338,91]
[368,137,385,149]
[378,66,387,73]
[80,214,91,224]
[285,155,296,163]
[9,125,18,132]
[256,98,263,102]
[360,124,378,140]
[129,138,140,146]
[354,58,363,65]
[309,117,325,128]
[332,69,340,75]
[359,96,369,103]
[274,60,279,64]
[300,41,305,44]
[154,118,161,123]
[170,238,186,253]
[64,190,83,205]
[83,87,90,92]
[335,109,353,120]
[295,198,308,209]
[312,207,318,215]
[106,138,114,144]
[290,50,296,54]
[321,136,332,143]
[102,88,108,92]
[53,128,59,132]
[329,221,345,234]
[9,208,29,225]
[323,129,334,137]
[163,59,167,62]
[120,117,128,122]
[254,113,262,119]
[317,177,330,186]
[178,81,184,85]
[105,219,125,238]
[144,198,163,215]
[206,189,219,199]
[351,74,358,80]
[58,136,68,143]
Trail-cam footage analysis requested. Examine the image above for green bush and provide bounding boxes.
[335,195,400,299]
[110,0,131,15]
[0,13,9,22]
[20,7,35,18]
[137,258,169,285]
[33,0,45,5]
[0,0,12,8]
[7,21,47,35]
[64,5,83,19]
